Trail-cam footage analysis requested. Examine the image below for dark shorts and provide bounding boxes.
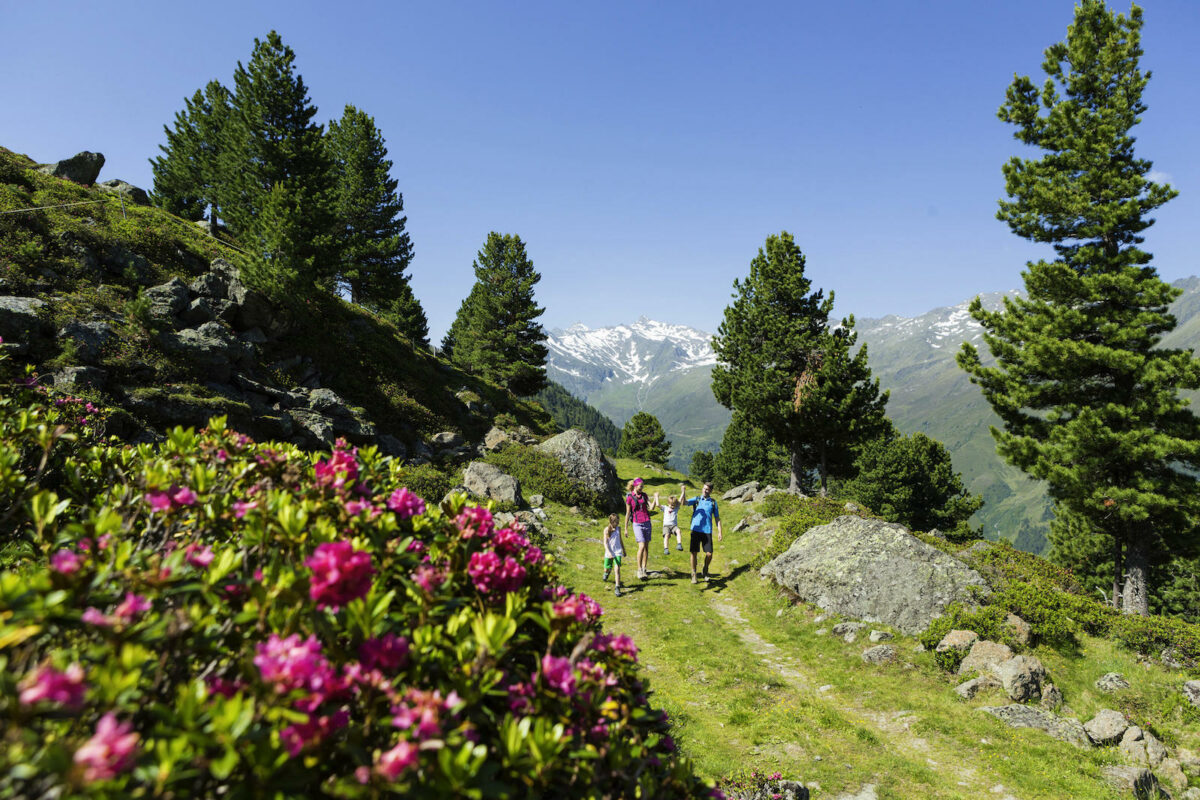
[689,529,713,554]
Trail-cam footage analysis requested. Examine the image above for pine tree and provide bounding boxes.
[326,105,425,343]
[223,31,337,300]
[617,412,671,465]
[689,451,716,486]
[446,233,549,394]
[712,411,791,490]
[150,80,232,234]
[957,0,1200,615]
[712,232,888,493]
[848,428,982,534]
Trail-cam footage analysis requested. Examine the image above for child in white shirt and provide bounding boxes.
[662,497,683,555]
[602,513,625,597]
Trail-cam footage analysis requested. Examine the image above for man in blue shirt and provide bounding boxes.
[679,481,723,584]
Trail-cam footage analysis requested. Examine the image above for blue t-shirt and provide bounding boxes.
[684,495,719,534]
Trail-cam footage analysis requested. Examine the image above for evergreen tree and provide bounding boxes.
[150,80,232,234]
[326,104,425,343]
[446,233,549,394]
[957,1,1200,615]
[617,412,671,465]
[712,232,888,493]
[224,31,337,300]
[712,411,791,490]
[847,428,982,534]
[532,382,622,452]
[689,451,716,486]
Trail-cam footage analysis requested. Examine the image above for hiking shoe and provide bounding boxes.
[702,572,710,582]
[603,570,610,582]
[614,586,622,597]
[690,574,698,584]
[676,543,683,551]
[664,547,670,555]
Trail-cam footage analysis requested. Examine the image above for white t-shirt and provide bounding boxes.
[662,506,678,527]
[606,528,624,557]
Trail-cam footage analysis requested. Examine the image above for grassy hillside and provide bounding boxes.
[537,459,1200,797]
[0,145,554,449]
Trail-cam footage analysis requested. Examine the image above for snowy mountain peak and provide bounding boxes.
[546,319,717,390]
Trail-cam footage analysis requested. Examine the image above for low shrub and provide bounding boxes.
[972,541,1082,594]
[484,443,602,510]
[0,350,712,798]
[391,462,453,505]
[1112,613,1200,666]
[918,603,1012,672]
[760,492,802,518]
[752,496,857,568]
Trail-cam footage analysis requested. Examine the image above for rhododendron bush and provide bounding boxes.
[0,349,714,799]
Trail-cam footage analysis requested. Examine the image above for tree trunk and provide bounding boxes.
[207,204,219,237]
[789,449,804,494]
[1111,538,1123,610]
[1121,538,1150,616]
[819,445,828,496]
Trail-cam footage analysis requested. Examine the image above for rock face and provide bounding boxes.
[1184,680,1200,708]
[760,516,990,635]
[979,705,1091,748]
[463,462,522,506]
[536,429,619,505]
[37,151,105,184]
[0,297,50,353]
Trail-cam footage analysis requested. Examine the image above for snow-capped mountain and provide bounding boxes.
[544,318,728,470]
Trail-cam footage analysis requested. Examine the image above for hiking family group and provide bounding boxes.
[602,478,724,597]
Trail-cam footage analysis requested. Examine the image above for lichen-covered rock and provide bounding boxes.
[144,278,189,322]
[536,429,619,505]
[868,630,893,643]
[97,179,150,205]
[722,481,760,500]
[1184,680,1200,708]
[463,461,522,506]
[0,297,50,353]
[52,366,107,391]
[1159,758,1188,795]
[936,629,978,654]
[1096,672,1131,693]
[760,516,990,635]
[832,622,866,643]
[954,675,1001,700]
[1040,683,1064,711]
[979,705,1091,748]
[1084,709,1129,746]
[958,640,1013,677]
[861,644,898,665]
[1100,765,1162,800]
[484,426,510,450]
[723,779,809,800]
[1004,613,1032,646]
[994,654,1046,703]
[57,320,114,364]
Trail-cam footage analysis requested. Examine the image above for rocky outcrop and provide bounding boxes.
[761,516,991,635]
[994,655,1046,703]
[979,705,1091,748]
[0,297,50,354]
[536,429,619,505]
[1084,709,1129,746]
[36,151,104,184]
[463,462,522,506]
[958,640,1013,677]
[97,179,150,205]
[1100,765,1163,800]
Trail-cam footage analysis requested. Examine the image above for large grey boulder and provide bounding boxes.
[936,629,979,655]
[97,179,150,205]
[1100,766,1163,800]
[760,516,991,635]
[37,151,104,184]
[979,705,1091,748]
[722,481,760,501]
[0,297,50,352]
[289,409,337,447]
[536,429,619,505]
[994,654,1047,703]
[144,278,189,323]
[861,644,898,665]
[1084,709,1129,746]
[160,322,243,383]
[1096,672,1131,693]
[463,461,522,506]
[58,320,115,364]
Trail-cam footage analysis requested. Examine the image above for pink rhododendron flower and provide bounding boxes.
[185,544,214,568]
[467,550,526,596]
[343,499,377,517]
[50,549,81,574]
[376,740,418,780]
[406,539,426,554]
[455,506,494,539]
[281,709,349,756]
[506,680,535,714]
[491,527,529,556]
[82,607,112,627]
[19,663,86,709]
[525,545,544,565]
[411,564,445,595]
[254,634,339,695]
[391,688,457,740]
[74,713,138,782]
[113,593,151,621]
[306,541,375,611]
[552,592,603,625]
[314,443,359,492]
[206,676,244,698]
[170,486,197,506]
[232,500,257,518]
[386,487,425,519]
[540,654,576,696]
[359,634,409,672]
[144,491,172,512]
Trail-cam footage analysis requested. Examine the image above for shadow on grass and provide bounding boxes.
[700,561,755,593]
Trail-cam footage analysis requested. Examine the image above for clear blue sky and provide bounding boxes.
[5,1,1198,342]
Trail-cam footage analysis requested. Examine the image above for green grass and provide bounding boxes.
[534,459,1198,798]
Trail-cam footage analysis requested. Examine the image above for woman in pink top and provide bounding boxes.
[624,477,659,580]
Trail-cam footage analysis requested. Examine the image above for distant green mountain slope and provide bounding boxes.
[531,381,622,452]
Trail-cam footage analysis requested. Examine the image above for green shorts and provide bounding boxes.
[604,555,622,569]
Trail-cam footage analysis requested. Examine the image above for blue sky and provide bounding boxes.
[5,1,1198,342]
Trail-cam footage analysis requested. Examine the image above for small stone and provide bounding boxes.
[1083,709,1129,746]
[861,645,898,665]
[936,629,979,654]
[1183,679,1200,708]
[815,628,828,636]
[1095,672,1131,693]
[955,675,1001,700]
[869,630,893,643]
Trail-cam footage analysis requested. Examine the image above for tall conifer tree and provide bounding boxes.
[712,232,888,493]
[326,105,425,344]
[445,233,548,394]
[150,80,232,234]
[617,412,671,465]
[957,1,1200,615]
[223,31,337,299]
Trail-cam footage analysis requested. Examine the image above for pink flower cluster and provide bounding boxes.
[590,632,639,662]
[144,485,197,512]
[184,543,214,569]
[540,654,576,696]
[375,740,418,780]
[387,487,425,519]
[19,662,86,709]
[74,713,138,782]
[551,592,603,625]
[411,563,446,595]
[82,593,151,627]
[281,708,349,757]
[313,442,359,492]
[391,687,460,740]
[359,634,409,672]
[454,506,546,598]
[254,634,340,696]
[306,541,375,611]
[50,549,82,574]
[467,550,526,596]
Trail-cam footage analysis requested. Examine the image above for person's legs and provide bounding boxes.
[702,534,714,578]
[614,558,622,594]
[689,529,701,581]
